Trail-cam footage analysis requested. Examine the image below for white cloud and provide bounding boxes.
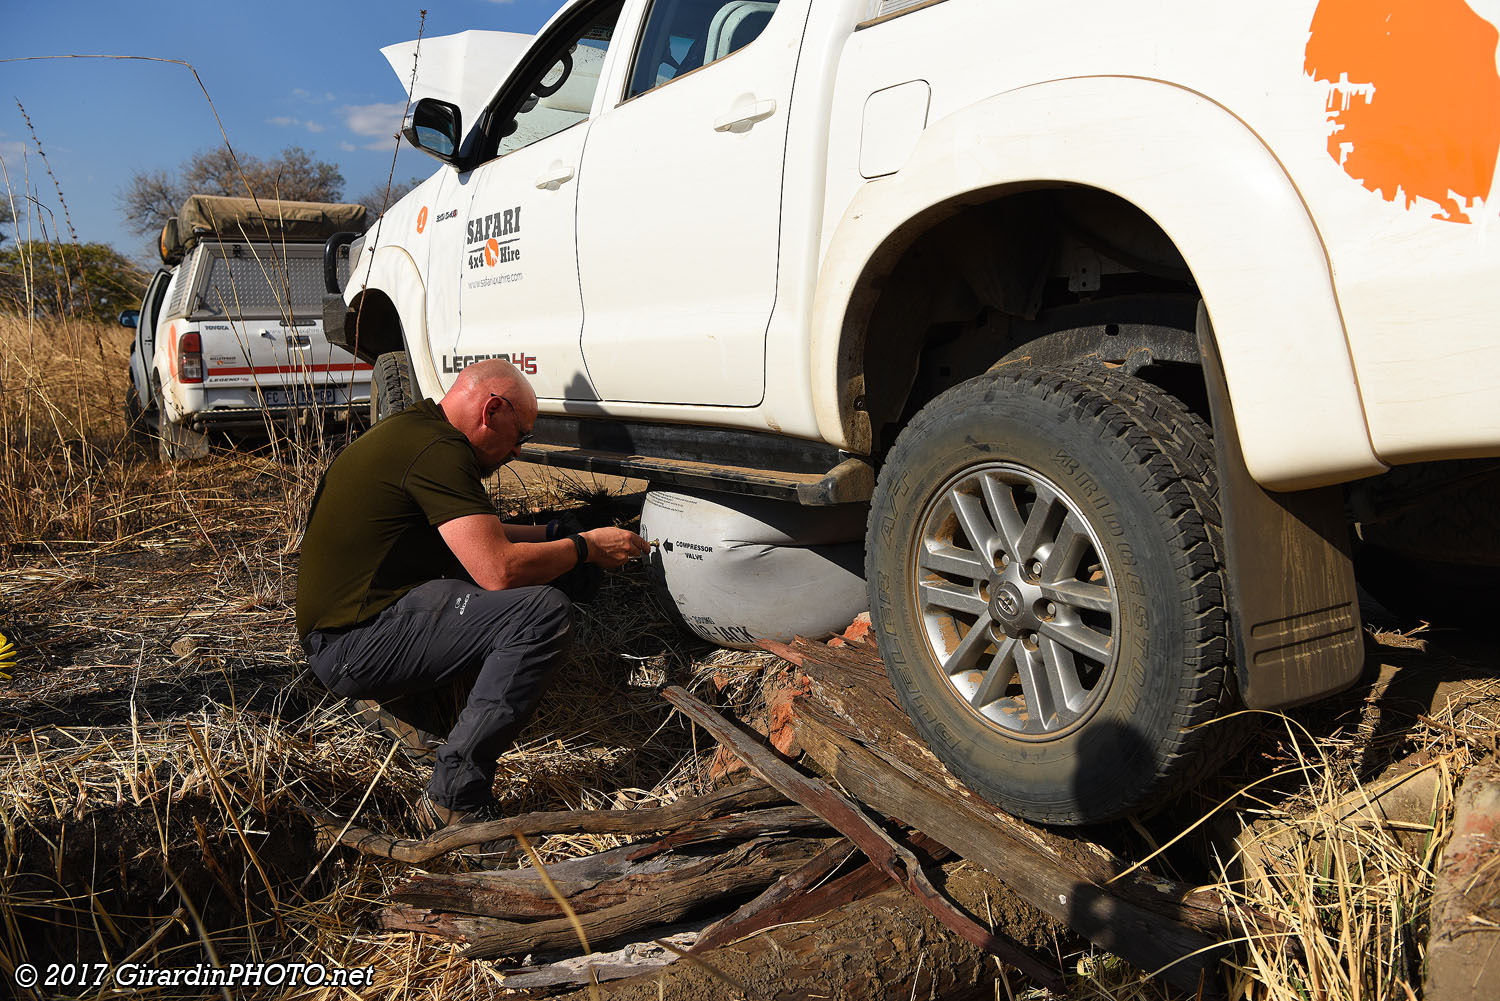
[341,102,407,138]
[339,141,357,152]
[0,140,30,171]
[291,89,339,104]
[269,116,328,134]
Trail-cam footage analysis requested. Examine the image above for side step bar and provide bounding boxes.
[519,416,875,506]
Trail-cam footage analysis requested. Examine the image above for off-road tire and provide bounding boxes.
[153,383,210,463]
[866,365,1233,824]
[371,351,415,424]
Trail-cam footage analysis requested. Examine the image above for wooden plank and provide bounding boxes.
[661,685,1064,992]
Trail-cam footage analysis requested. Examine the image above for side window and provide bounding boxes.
[489,2,625,159]
[163,250,199,321]
[627,0,780,99]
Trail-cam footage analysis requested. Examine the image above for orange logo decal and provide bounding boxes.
[416,206,429,233]
[1306,0,1500,223]
[484,237,500,266]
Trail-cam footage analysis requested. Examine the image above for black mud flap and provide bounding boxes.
[323,293,352,354]
[1198,303,1365,709]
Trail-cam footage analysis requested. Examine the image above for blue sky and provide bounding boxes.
[2,1,568,262]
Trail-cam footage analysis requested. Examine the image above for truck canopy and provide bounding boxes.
[160,196,367,263]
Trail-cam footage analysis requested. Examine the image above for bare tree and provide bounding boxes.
[118,146,347,236]
[0,199,12,245]
[354,176,424,222]
[118,168,181,237]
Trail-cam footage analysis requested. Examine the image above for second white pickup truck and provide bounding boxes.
[327,0,1500,823]
[127,195,371,460]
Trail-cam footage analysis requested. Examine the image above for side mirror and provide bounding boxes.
[119,309,140,329]
[402,98,462,164]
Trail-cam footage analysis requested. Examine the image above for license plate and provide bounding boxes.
[263,386,337,408]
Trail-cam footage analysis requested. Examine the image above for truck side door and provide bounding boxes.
[576,0,808,405]
[132,269,172,408]
[452,0,627,400]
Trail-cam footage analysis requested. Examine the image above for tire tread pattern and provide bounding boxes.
[372,351,415,424]
[868,364,1236,823]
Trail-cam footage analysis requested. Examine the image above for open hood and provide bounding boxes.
[381,30,534,139]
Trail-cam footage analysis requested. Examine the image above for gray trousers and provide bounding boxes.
[304,580,573,811]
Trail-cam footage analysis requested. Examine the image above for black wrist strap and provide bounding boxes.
[568,533,588,567]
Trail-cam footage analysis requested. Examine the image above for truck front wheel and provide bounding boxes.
[866,366,1235,824]
[371,351,415,423]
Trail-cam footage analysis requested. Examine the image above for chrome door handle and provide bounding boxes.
[714,96,777,133]
[535,162,577,190]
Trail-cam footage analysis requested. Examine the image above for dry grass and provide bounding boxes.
[1,282,1495,1000]
[0,311,735,998]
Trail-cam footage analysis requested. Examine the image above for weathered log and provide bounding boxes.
[498,928,697,992]
[379,836,832,957]
[692,831,952,954]
[307,777,785,863]
[390,808,830,920]
[691,838,861,951]
[769,636,1230,994]
[661,684,1064,992]
[1425,757,1500,1001]
[788,636,1242,926]
[541,880,1019,1001]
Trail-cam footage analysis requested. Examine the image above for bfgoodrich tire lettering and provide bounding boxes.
[866,366,1233,825]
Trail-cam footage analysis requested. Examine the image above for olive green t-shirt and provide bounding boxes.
[295,399,495,639]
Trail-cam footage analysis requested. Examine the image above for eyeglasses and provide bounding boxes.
[488,393,535,445]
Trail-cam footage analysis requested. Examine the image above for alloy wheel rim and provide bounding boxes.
[909,462,1120,740]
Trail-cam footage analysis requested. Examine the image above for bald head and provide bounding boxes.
[447,359,533,405]
[439,359,538,473]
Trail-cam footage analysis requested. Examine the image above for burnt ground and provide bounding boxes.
[0,479,1496,999]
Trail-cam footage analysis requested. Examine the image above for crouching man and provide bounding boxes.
[296,359,648,825]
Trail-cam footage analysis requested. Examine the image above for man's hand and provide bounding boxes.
[581,527,649,569]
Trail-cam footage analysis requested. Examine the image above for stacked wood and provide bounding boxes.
[381,830,836,959]
[758,634,1244,995]
[310,628,1265,998]
[537,882,1023,1001]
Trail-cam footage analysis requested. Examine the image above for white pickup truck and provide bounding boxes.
[125,195,372,460]
[327,0,1500,823]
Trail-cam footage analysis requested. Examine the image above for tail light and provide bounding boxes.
[178,331,203,383]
